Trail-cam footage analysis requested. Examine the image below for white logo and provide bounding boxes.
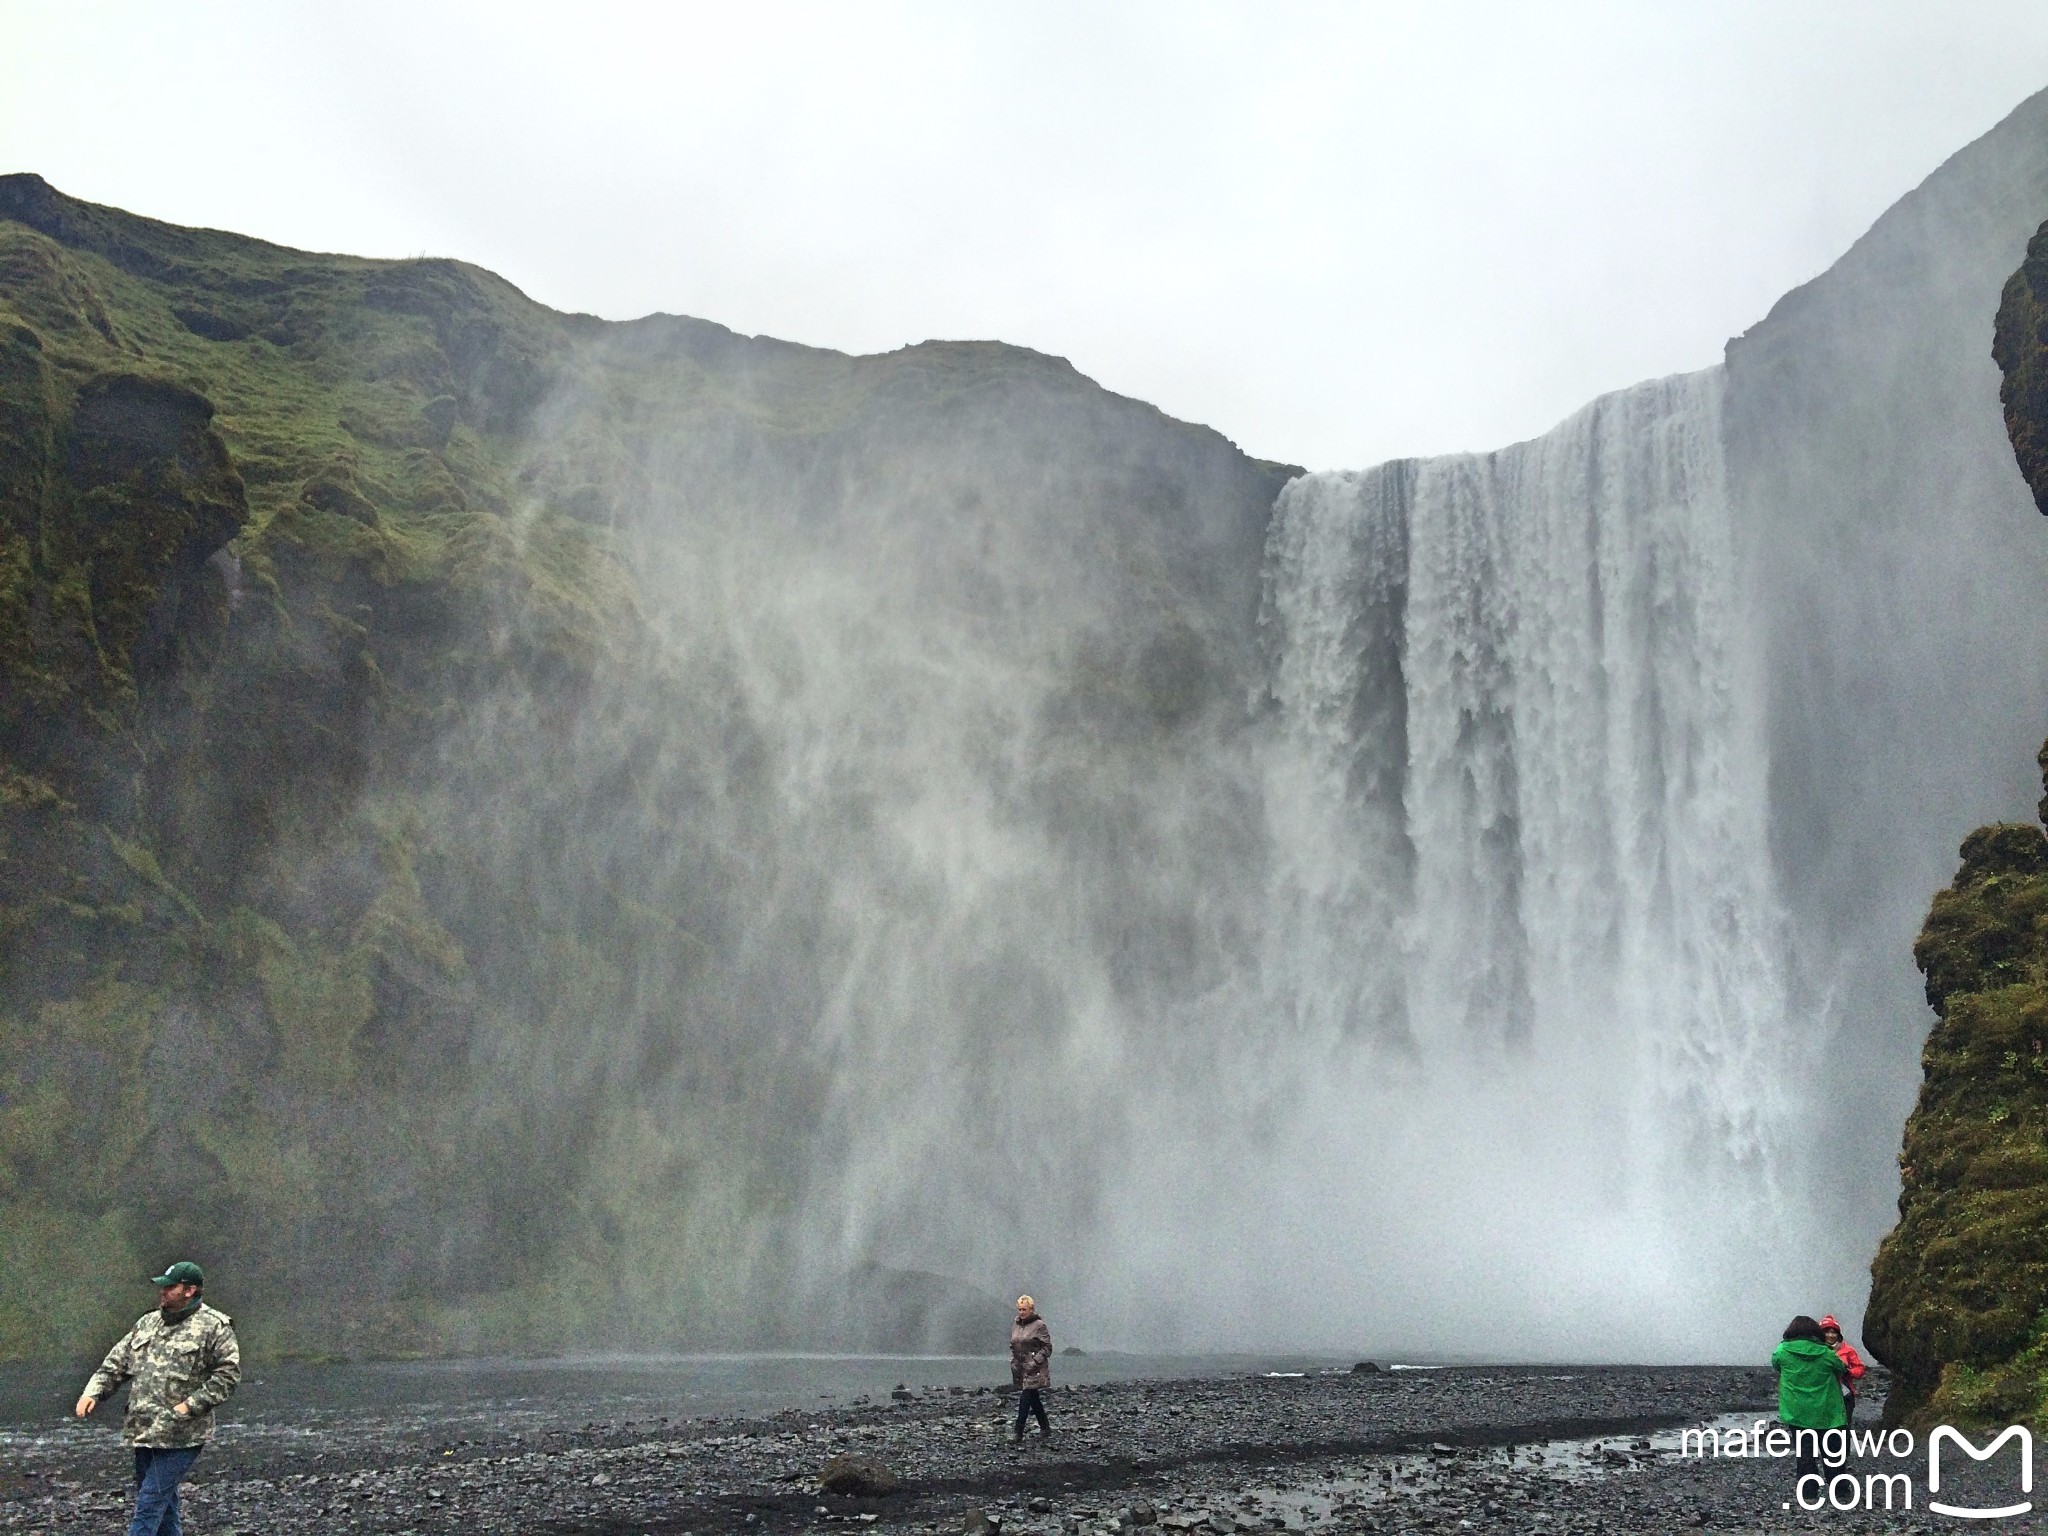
[1929,1425,2033,1520]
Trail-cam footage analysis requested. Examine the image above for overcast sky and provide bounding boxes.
[6,2,2048,469]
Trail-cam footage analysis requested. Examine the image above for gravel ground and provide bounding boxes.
[4,1365,2040,1533]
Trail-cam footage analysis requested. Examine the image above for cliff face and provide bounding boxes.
[1713,90,2048,1319]
[1864,215,2048,1429]
[0,173,641,1356]
[0,174,1294,1357]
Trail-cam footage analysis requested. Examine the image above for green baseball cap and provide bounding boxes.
[150,1261,204,1287]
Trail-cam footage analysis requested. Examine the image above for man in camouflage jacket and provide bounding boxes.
[75,1261,241,1536]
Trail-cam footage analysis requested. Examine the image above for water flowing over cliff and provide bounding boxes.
[1238,370,1799,1349]
[1265,371,1783,1093]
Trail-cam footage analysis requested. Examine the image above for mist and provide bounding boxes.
[328,85,2048,1364]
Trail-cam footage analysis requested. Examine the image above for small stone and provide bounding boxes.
[965,1512,1001,1536]
[591,1473,612,1487]
[1127,1504,1157,1528]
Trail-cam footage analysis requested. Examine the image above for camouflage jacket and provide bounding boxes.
[84,1302,241,1447]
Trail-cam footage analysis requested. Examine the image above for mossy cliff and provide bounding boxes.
[0,172,637,1357]
[0,175,1295,1359]
[1864,215,2048,1428]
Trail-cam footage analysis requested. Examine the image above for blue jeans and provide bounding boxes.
[129,1446,203,1536]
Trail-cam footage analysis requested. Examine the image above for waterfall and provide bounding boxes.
[1242,369,1803,1346]
[468,93,2048,1360]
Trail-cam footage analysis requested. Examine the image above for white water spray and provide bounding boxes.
[1192,370,1804,1354]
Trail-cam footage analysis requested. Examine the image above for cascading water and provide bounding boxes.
[1203,369,1807,1354]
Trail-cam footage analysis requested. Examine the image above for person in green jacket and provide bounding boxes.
[1772,1315,1849,1485]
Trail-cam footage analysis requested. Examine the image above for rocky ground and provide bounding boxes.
[3,1365,2041,1533]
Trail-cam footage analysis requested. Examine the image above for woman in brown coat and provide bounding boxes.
[1009,1295,1052,1442]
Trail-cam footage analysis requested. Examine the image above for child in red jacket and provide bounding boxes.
[1820,1315,1866,1427]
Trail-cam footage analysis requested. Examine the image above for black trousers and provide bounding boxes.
[1014,1387,1049,1436]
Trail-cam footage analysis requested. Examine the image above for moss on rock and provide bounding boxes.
[0,177,645,1355]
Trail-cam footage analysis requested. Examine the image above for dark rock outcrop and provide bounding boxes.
[1996,217,2048,513]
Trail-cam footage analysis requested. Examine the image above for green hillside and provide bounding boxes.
[0,174,1293,1359]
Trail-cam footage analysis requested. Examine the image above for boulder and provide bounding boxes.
[818,1456,902,1498]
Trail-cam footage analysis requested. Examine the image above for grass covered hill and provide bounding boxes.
[0,174,1296,1359]
[1863,214,2048,1428]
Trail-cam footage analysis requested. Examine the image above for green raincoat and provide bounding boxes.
[1771,1337,1848,1429]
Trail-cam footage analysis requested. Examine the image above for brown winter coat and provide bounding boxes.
[1010,1312,1052,1390]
